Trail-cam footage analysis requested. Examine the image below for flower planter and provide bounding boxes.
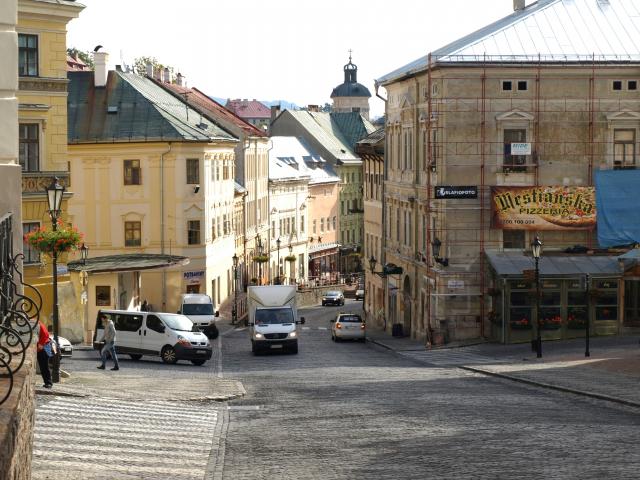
[24,221,82,256]
[510,323,532,330]
[541,323,562,330]
[252,255,269,263]
[284,255,296,262]
[567,322,586,329]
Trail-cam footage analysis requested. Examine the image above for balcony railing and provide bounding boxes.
[0,213,42,406]
[21,171,69,195]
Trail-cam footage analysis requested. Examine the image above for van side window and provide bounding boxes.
[116,314,142,332]
[146,315,164,333]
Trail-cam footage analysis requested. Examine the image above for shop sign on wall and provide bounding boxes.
[183,270,205,285]
[435,186,478,199]
[492,186,596,230]
[510,143,531,155]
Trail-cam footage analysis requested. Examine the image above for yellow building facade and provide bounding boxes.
[18,0,84,334]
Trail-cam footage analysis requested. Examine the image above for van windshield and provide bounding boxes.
[157,313,194,332]
[255,308,294,325]
[182,303,214,316]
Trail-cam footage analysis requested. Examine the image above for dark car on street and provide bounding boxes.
[322,290,345,306]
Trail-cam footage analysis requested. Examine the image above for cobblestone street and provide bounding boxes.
[31,301,640,479]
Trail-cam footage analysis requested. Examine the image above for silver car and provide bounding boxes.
[331,313,365,342]
[322,290,344,306]
[54,336,73,357]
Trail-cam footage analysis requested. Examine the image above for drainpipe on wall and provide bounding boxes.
[160,142,172,310]
[375,81,389,331]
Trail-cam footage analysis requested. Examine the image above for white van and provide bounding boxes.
[94,309,212,365]
[178,294,219,339]
[247,285,305,354]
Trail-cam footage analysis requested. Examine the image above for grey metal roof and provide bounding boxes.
[485,250,620,277]
[68,71,237,144]
[377,0,640,85]
[67,254,189,273]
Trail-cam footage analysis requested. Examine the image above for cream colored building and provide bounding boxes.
[376,0,640,343]
[67,64,238,339]
[357,128,384,325]
[17,0,83,334]
[0,1,21,250]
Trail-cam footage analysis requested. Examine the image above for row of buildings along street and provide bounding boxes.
[4,0,640,354]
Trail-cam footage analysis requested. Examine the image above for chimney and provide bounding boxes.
[307,104,319,112]
[93,50,109,88]
[270,105,281,123]
[145,62,153,77]
[513,0,525,11]
[176,72,185,87]
[163,67,171,83]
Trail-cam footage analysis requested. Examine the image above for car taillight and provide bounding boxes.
[335,323,342,329]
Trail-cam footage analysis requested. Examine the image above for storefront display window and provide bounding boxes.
[509,281,532,330]
[567,291,588,329]
[540,287,561,330]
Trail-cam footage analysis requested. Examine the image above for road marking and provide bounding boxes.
[234,327,246,331]
[33,397,220,480]
[302,327,310,330]
[317,327,328,330]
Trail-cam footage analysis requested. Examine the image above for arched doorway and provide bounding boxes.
[403,275,412,337]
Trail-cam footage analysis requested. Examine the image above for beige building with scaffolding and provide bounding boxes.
[375,0,640,344]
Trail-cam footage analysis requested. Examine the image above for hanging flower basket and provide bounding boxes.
[252,254,269,263]
[24,221,83,256]
[284,255,297,262]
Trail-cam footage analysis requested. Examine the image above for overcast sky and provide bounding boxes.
[67,0,515,118]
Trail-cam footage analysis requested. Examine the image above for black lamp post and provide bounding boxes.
[288,243,293,284]
[367,255,378,317]
[276,238,281,285]
[80,243,88,265]
[431,237,449,267]
[232,253,238,324]
[531,235,543,358]
[46,177,65,383]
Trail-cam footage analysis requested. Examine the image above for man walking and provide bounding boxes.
[97,314,119,371]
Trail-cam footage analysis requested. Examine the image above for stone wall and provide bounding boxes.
[0,345,35,480]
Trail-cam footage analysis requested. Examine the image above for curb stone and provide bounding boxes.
[460,365,640,409]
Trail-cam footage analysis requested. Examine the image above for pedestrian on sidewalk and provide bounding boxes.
[36,320,53,388]
[140,299,149,312]
[97,314,120,371]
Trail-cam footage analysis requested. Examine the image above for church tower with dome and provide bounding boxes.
[330,52,371,120]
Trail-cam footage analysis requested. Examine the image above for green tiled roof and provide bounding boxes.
[68,71,237,144]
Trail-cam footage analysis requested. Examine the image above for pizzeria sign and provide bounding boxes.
[492,186,596,230]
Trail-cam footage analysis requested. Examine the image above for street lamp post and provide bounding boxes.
[256,235,263,286]
[276,238,281,285]
[288,243,293,285]
[232,253,238,325]
[46,177,65,383]
[368,255,377,320]
[531,236,543,358]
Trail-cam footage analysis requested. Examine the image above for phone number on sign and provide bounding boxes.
[501,219,535,225]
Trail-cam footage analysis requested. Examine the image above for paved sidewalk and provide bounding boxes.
[366,325,640,408]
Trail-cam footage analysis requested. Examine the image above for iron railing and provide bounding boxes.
[0,213,41,406]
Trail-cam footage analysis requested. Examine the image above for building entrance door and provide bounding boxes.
[624,280,640,324]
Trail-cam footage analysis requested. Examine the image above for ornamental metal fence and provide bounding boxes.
[0,213,41,406]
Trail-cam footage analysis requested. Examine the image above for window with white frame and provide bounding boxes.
[125,221,141,247]
[22,222,40,263]
[503,129,527,172]
[19,124,39,171]
[613,129,636,169]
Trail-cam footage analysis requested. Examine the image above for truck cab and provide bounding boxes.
[247,285,305,354]
[178,293,219,339]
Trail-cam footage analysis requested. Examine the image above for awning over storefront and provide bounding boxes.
[485,251,620,277]
[67,254,190,273]
[618,249,640,271]
[309,242,340,258]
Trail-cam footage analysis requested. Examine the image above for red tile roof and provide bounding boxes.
[159,82,265,137]
[226,99,271,119]
[66,54,90,72]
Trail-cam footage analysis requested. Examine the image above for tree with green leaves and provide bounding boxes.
[67,48,94,68]
[133,56,174,78]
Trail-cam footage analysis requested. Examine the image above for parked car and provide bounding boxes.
[322,290,345,306]
[355,287,364,301]
[54,336,73,357]
[331,313,365,342]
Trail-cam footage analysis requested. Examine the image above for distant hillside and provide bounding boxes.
[209,96,299,111]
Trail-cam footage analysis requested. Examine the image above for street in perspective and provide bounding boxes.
[32,297,640,479]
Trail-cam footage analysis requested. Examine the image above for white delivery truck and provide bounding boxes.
[247,285,305,355]
[178,294,219,339]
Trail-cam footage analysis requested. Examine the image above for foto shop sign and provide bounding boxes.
[434,186,478,199]
[511,143,531,155]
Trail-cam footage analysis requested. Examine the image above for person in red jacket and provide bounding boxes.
[37,321,53,388]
